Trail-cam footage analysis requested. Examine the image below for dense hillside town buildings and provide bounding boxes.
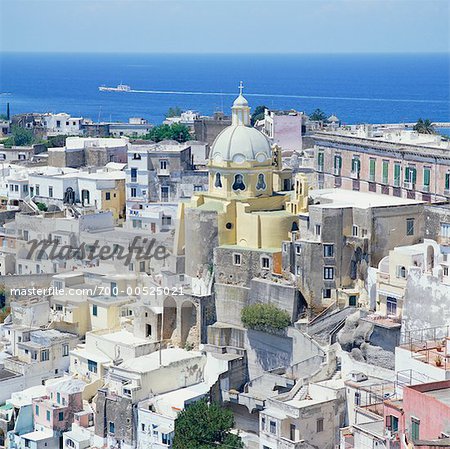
[0,86,450,449]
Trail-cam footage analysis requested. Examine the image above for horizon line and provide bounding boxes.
[1,50,449,56]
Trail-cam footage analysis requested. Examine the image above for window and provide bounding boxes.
[105,192,111,201]
[194,185,203,192]
[261,416,266,431]
[324,267,334,280]
[130,187,137,197]
[317,152,324,171]
[160,159,168,170]
[423,167,431,190]
[444,266,449,277]
[0,154,5,160]
[59,411,64,421]
[351,157,361,177]
[109,421,115,434]
[35,184,40,196]
[406,218,415,236]
[323,289,332,299]
[352,225,358,237]
[41,349,49,361]
[23,230,29,241]
[411,418,420,440]
[393,163,401,187]
[369,158,376,181]
[66,440,75,448]
[256,173,267,190]
[397,266,406,278]
[232,174,246,191]
[261,256,270,270]
[386,297,397,316]
[441,223,450,238]
[92,305,98,316]
[233,253,242,266]
[35,405,39,416]
[130,168,137,182]
[132,153,141,160]
[405,166,417,187]
[46,410,51,421]
[290,423,296,441]
[446,173,450,191]
[354,391,361,406]
[295,245,301,255]
[382,160,389,184]
[323,244,334,257]
[215,172,222,188]
[111,282,117,297]
[334,155,342,175]
[317,418,324,433]
[162,434,170,445]
[62,344,69,356]
[49,186,53,198]
[349,295,357,307]
[162,215,172,226]
[88,359,98,373]
[141,423,145,431]
[315,224,321,236]
[161,186,169,201]
[269,420,277,434]
[57,392,61,403]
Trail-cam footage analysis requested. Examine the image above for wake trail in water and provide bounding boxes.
[126,89,446,104]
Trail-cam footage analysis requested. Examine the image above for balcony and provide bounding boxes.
[350,170,360,180]
[403,181,416,190]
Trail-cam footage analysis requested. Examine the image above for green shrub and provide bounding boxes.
[241,303,290,333]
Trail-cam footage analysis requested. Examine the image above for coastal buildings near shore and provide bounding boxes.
[0,87,450,449]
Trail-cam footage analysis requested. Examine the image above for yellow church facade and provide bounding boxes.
[176,83,308,266]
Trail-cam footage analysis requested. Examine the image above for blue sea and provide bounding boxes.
[0,53,449,125]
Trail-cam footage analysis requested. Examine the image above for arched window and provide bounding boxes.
[215,172,222,188]
[232,174,246,191]
[256,173,267,190]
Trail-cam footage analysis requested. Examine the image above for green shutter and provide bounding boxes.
[404,166,410,181]
[424,168,430,186]
[369,159,376,176]
[394,164,401,181]
[446,173,450,190]
[383,161,388,180]
[412,168,417,183]
[318,153,324,166]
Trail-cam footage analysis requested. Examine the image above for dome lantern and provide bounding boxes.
[231,81,251,126]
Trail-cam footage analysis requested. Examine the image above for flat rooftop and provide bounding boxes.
[310,188,422,209]
[118,348,203,373]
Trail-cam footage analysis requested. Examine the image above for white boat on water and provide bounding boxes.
[99,84,131,92]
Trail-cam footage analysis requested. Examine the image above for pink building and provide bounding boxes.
[33,378,85,433]
[314,130,450,202]
[263,109,304,151]
[384,380,450,448]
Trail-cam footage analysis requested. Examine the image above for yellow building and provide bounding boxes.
[176,83,307,271]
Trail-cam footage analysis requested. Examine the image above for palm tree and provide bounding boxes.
[413,118,435,134]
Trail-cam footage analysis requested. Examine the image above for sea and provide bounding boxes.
[0,52,449,127]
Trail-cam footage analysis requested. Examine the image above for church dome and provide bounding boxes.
[210,82,272,164]
[211,125,272,163]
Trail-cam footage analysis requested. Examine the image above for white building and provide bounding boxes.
[42,113,85,137]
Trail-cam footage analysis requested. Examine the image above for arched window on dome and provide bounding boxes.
[232,174,246,191]
[256,173,267,190]
[215,172,222,188]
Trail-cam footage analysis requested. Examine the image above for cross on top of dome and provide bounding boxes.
[239,80,244,95]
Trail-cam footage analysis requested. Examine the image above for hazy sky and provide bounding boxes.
[0,0,449,53]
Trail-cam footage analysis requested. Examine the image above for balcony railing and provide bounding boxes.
[350,170,360,180]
